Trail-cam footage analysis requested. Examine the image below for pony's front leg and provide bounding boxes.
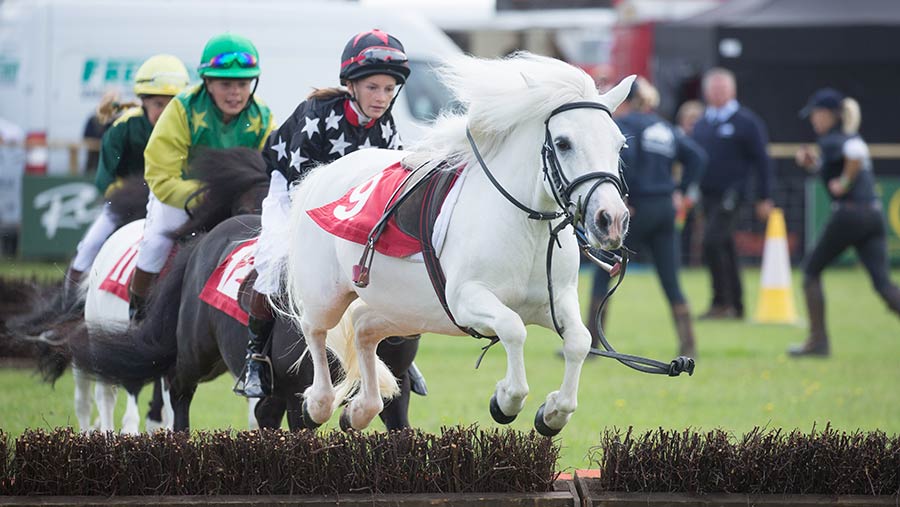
[121,389,141,435]
[72,367,94,431]
[94,381,118,432]
[299,322,336,427]
[341,305,392,430]
[537,293,590,436]
[247,398,260,430]
[454,284,529,423]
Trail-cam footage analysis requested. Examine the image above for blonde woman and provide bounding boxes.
[790,88,900,356]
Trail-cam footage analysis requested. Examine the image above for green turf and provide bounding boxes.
[1,264,898,471]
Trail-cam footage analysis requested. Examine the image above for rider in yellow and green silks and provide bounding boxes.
[65,54,190,305]
[130,33,275,322]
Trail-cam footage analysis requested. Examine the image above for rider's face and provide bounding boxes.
[810,108,837,136]
[141,95,174,126]
[205,78,253,120]
[349,74,397,120]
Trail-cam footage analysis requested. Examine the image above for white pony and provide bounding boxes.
[79,220,171,433]
[81,220,259,433]
[283,53,634,435]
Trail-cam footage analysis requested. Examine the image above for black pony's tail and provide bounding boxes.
[68,240,195,390]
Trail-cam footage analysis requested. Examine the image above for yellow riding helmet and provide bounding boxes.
[133,54,190,96]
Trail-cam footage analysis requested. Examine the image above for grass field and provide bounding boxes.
[1,260,898,471]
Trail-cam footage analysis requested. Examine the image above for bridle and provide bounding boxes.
[466,101,694,377]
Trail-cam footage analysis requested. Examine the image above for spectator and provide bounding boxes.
[789,88,900,356]
[82,89,124,173]
[676,100,704,136]
[675,100,706,266]
[584,77,707,357]
[692,68,773,320]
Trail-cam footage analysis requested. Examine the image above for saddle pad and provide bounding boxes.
[306,162,426,258]
[198,238,257,325]
[98,236,142,302]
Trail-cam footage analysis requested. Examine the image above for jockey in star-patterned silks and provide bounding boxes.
[237,29,415,398]
[128,33,274,323]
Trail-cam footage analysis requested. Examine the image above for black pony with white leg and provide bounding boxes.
[68,148,419,431]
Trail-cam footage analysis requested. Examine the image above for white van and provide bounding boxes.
[0,0,462,174]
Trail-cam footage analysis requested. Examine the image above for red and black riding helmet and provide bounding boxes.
[339,29,410,85]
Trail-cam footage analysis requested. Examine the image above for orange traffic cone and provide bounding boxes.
[754,208,798,323]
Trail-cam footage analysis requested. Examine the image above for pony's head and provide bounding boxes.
[410,52,632,250]
[543,75,635,250]
[172,147,269,238]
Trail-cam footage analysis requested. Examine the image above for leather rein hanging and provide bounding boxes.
[464,101,694,377]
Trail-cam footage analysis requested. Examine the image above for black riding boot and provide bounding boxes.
[236,289,274,398]
[789,279,829,357]
[128,267,157,323]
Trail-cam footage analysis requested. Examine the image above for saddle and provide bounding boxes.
[393,163,462,243]
[237,269,257,315]
[352,162,462,287]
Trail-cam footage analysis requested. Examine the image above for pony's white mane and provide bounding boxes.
[406,52,601,169]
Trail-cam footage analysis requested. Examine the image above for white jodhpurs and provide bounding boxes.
[253,171,292,296]
[71,203,119,272]
[136,193,190,274]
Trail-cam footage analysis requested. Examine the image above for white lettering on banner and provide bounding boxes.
[216,242,256,300]
[33,183,100,239]
[333,171,384,220]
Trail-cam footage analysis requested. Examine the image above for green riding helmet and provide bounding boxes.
[198,33,260,79]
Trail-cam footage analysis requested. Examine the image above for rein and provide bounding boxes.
[465,101,694,377]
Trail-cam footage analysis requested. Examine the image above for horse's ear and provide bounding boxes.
[600,75,637,112]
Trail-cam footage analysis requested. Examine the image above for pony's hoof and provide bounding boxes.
[300,400,323,430]
[489,393,517,425]
[534,403,561,437]
[339,409,354,432]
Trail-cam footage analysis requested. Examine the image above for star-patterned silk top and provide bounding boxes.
[143,84,274,208]
[263,91,401,188]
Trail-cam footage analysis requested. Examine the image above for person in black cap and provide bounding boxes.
[789,88,900,356]
[692,67,774,320]
[583,77,707,358]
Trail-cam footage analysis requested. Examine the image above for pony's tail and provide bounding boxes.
[68,243,193,389]
[5,275,89,342]
[324,301,402,412]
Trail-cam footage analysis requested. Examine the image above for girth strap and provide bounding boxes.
[416,165,500,368]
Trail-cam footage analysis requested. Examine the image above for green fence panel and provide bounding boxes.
[805,176,900,265]
[20,174,101,260]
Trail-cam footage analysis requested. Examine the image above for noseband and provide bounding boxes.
[466,101,694,377]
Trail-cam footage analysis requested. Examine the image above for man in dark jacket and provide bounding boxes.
[692,68,774,319]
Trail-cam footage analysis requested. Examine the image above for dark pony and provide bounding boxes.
[176,146,269,235]
[24,149,268,432]
[69,151,420,431]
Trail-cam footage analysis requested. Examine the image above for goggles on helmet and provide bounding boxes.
[199,51,259,71]
[341,47,408,70]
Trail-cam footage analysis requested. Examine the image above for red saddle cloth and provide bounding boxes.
[306,162,421,258]
[198,238,257,325]
[98,236,142,302]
